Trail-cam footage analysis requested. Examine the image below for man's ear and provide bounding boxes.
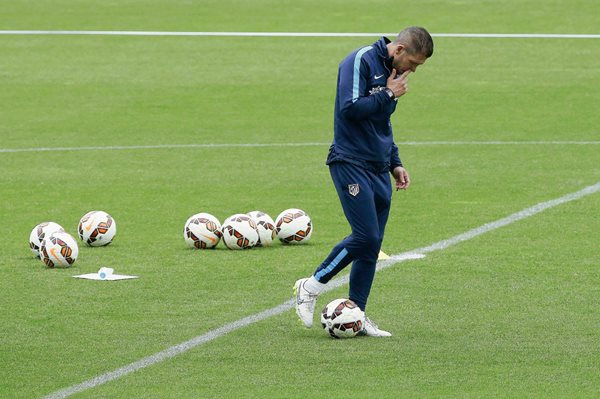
[395,44,405,55]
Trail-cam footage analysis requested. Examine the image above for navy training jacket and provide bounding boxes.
[327,37,403,173]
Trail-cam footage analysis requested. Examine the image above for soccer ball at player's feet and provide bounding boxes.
[320,298,365,338]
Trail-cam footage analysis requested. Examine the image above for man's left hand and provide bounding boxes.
[392,166,411,190]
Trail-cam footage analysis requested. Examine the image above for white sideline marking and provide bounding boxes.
[2,141,599,154]
[43,180,600,399]
[400,140,600,146]
[1,30,599,39]
[0,142,329,153]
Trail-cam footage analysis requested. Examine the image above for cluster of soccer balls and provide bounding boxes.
[184,208,312,250]
[28,210,116,268]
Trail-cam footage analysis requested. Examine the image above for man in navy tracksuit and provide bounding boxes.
[295,27,434,337]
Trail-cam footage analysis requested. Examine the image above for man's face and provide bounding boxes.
[392,46,428,74]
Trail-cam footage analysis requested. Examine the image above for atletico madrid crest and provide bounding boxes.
[348,184,360,197]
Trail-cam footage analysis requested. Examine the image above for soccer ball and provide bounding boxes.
[39,231,79,268]
[321,298,365,338]
[78,210,117,246]
[247,211,276,247]
[275,208,312,244]
[29,222,64,257]
[184,213,222,249]
[221,214,259,250]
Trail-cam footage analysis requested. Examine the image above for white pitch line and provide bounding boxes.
[399,140,600,146]
[1,30,599,39]
[432,33,600,39]
[43,180,600,399]
[2,140,599,154]
[0,142,329,154]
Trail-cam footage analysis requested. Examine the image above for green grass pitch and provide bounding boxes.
[1,1,599,398]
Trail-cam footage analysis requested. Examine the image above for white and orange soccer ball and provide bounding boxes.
[221,214,259,250]
[275,208,312,244]
[247,211,276,247]
[184,213,222,249]
[320,298,365,338]
[78,210,117,247]
[39,231,79,268]
[29,221,65,257]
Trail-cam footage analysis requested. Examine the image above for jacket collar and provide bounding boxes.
[373,36,394,70]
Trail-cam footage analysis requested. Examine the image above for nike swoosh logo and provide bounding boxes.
[200,233,218,244]
[84,217,95,231]
[374,74,384,79]
[50,247,59,260]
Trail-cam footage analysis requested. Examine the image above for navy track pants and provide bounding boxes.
[313,161,392,311]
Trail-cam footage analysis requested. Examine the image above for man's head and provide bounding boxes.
[388,26,434,74]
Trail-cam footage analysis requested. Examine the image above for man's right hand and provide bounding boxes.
[386,69,411,98]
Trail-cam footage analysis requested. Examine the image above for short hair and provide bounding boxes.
[395,26,434,58]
